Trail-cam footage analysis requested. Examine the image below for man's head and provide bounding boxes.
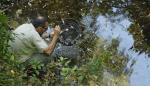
[31,16,49,35]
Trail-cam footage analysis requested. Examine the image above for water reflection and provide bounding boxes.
[1,0,149,85]
[83,14,150,86]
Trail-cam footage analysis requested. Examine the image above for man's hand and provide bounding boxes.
[43,25,61,55]
[53,25,61,36]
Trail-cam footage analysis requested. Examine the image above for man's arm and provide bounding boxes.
[43,25,60,55]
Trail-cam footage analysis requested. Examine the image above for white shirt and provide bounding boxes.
[10,23,48,63]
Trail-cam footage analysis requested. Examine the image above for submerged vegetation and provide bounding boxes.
[0,0,149,86]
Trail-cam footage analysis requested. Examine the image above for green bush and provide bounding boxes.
[0,11,23,86]
[0,11,10,59]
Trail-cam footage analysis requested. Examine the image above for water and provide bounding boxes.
[3,0,149,85]
[83,15,150,86]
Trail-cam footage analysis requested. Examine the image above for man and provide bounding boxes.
[10,16,61,64]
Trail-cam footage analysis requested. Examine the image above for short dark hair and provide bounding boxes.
[31,16,48,28]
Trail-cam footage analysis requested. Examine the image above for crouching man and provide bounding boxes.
[9,16,61,65]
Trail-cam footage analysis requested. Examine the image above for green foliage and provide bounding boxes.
[57,56,103,86]
[78,31,99,59]
[0,11,23,86]
[57,38,128,86]
[0,11,9,58]
[0,1,131,85]
[100,39,128,76]
[3,37,128,86]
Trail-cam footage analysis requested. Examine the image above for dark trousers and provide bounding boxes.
[23,45,80,66]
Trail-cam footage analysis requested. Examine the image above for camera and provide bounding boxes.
[58,18,82,46]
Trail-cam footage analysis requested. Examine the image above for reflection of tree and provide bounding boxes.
[88,0,150,54]
[2,0,88,24]
[126,0,150,54]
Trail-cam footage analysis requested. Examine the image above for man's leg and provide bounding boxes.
[51,45,81,65]
[25,53,52,65]
[24,45,81,65]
